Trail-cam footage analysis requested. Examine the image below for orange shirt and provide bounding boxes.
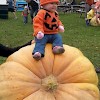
[33,9,63,36]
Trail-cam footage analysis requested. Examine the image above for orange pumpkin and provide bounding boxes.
[0,44,99,100]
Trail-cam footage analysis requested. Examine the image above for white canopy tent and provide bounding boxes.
[0,0,7,4]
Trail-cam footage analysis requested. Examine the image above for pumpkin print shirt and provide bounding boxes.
[33,9,64,36]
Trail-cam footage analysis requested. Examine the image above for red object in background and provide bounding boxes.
[86,0,94,5]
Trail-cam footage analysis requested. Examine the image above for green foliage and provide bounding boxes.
[60,13,100,68]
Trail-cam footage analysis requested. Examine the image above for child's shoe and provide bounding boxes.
[53,46,65,54]
[85,19,90,26]
[33,52,41,60]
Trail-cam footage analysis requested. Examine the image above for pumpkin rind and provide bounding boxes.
[0,43,99,100]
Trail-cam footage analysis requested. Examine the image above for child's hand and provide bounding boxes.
[58,25,65,32]
[36,31,44,39]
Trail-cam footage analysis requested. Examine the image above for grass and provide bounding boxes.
[0,11,100,88]
[60,13,100,68]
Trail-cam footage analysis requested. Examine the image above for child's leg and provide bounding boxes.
[26,16,28,23]
[23,16,27,24]
[32,36,47,60]
[25,17,27,23]
[52,34,65,54]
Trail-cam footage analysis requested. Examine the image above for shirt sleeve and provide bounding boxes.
[33,10,45,36]
[58,19,64,26]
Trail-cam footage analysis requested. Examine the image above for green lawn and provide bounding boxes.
[0,11,100,88]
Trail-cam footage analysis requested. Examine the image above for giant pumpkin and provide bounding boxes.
[0,44,99,100]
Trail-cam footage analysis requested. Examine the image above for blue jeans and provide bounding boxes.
[33,34,63,56]
[23,16,28,24]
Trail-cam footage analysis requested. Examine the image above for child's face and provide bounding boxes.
[42,2,58,12]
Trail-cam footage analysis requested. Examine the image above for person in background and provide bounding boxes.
[25,0,39,23]
[32,0,65,60]
[85,1,100,26]
[22,6,29,24]
[85,0,100,25]
[0,40,34,57]
[7,0,17,19]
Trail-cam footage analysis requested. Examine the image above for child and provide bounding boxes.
[86,1,100,26]
[22,6,29,24]
[32,0,65,60]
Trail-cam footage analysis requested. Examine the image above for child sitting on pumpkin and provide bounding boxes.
[32,0,65,60]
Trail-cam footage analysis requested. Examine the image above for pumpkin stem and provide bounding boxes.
[41,75,58,92]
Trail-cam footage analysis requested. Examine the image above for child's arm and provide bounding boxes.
[56,12,65,32]
[58,19,65,33]
[33,10,44,36]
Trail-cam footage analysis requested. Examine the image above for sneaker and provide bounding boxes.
[33,52,41,60]
[85,19,90,26]
[53,46,65,54]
